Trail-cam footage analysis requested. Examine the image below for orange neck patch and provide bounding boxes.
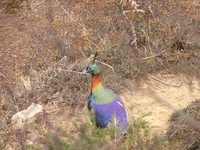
[92,74,102,91]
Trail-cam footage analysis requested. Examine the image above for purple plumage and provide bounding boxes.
[90,96,129,133]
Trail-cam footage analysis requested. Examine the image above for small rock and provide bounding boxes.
[11,103,43,129]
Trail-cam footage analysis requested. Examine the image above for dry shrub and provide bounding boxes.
[0,0,200,149]
[167,100,200,150]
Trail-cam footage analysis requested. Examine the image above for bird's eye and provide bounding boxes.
[86,67,91,72]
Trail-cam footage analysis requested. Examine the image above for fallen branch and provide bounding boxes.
[149,75,182,87]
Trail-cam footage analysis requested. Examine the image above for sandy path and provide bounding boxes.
[122,73,200,136]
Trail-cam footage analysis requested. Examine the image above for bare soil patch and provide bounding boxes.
[122,73,200,136]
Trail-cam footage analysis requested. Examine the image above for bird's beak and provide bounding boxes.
[81,69,88,74]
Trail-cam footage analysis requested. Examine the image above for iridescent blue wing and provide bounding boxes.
[88,94,95,110]
[92,97,129,133]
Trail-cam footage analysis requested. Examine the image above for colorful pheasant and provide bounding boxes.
[83,56,128,133]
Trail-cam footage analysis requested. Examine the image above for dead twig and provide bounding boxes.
[95,60,115,72]
[120,0,144,14]
[149,75,182,87]
[0,72,6,78]
[0,7,5,15]
[55,0,83,28]
[148,5,154,17]
[58,68,88,75]
[120,6,138,48]
[55,0,105,52]
[121,95,130,121]
[37,92,47,103]
[142,49,166,60]
[86,37,105,52]
[33,0,47,9]
[44,56,67,73]
[62,31,67,51]
[46,106,70,114]
[135,27,154,55]
[98,34,106,46]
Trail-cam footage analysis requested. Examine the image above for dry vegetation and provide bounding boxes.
[0,0,200,149]
[167,99,200,150]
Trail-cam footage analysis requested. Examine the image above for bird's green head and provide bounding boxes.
[82,52,100,76]
[85,63,100,76]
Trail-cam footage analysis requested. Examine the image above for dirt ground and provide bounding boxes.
[121,73,200,136]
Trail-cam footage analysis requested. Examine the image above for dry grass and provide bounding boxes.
[0,0,200,149]
[167,99,200,150]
